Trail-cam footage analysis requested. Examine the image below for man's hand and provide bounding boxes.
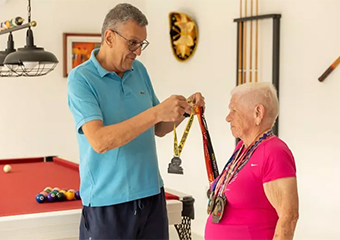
[188,92,205,111]
[155,95,191,122]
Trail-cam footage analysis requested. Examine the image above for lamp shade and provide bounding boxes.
[0,51,7,65]
[4,46,58,64]
[0,33,18,77]
[0,33,16,66]
[3,28,58,76]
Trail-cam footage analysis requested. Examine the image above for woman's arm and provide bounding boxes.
[263,177,299,240]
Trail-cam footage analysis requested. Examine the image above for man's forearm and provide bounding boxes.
[155,117,185,137]
[273,215,298,240]
[93,107,159,153]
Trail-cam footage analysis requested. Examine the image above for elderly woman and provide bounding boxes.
[205,82,299,240]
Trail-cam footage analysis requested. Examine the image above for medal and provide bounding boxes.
[212,196,226,223]
[168,104,195,175]
[168,156,183,174]
[207,192,216,214]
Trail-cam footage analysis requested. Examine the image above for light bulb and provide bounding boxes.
[23,61,39,70]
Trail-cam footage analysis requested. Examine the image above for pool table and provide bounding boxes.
[0,156,194,240]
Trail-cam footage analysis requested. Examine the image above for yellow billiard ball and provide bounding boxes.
[65,191,75,200]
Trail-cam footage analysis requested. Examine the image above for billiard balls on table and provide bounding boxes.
[3,164,11,173]
[36,193,45,203]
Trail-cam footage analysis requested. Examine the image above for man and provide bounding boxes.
[67,3,205,240]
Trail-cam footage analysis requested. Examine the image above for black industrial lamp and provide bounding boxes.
[1,0,58,77]
[0,33,18,77]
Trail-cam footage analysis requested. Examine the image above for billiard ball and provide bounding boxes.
[52,187,60,192]
[56,192,66,201]
[46,192,56,202]
[44,187,52,193]
[59,189,66,194]
[3,164,11,173]
[40,191,48,197]
[51,190,59,195]
[75,190,81,200]
[65,191,75,201]
[36,194,45,203]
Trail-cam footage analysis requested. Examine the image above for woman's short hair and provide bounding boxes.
[231,82,279,127]
[101,3,148,42]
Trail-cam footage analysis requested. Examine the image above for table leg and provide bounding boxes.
[174,216,192,240]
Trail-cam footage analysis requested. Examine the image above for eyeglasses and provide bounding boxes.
[111,30,149,51]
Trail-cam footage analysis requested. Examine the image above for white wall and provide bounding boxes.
[1,0,340,239]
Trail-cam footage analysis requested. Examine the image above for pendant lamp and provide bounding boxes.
[0,33,18,77]
[0,0,58,77]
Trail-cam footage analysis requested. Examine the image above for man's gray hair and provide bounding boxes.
[231,82,279,127]
[101,3,148,42]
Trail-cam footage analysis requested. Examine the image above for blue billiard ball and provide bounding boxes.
[36,193,45,203]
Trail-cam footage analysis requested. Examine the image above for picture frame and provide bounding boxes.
[63,33,101,77]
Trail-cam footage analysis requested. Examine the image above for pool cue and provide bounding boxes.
[243,0,248,83]
[249,0,253,82]
[238,0,243,85]
[255,0,259,82]
[318,56,340,82]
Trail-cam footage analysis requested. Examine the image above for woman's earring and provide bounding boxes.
[256,122,260,126]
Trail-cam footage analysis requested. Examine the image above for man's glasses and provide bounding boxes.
[111,30,149,51]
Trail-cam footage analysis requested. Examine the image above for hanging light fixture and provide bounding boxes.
[2,0,58,77]
[0,33,19,77]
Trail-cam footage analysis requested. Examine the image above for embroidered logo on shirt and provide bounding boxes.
[251,163,258,167]
[140,91,145,94]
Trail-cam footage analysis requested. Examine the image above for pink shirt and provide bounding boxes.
[205,136,296,240]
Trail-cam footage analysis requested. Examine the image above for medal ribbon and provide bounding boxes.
[173,111,195,157]
[195,107,219,183]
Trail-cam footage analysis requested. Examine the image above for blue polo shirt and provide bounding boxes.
[67,49,163,207]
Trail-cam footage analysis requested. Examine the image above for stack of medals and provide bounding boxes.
[207,130,273,223]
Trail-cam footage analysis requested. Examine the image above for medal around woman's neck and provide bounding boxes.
[208,130,274,223]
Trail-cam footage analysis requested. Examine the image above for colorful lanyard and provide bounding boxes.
[212,130,273,197]
[195,106,219,183]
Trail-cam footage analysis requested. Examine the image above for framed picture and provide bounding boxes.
[63,33,101,77]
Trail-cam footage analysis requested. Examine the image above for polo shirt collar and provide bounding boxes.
[90,48,135,78]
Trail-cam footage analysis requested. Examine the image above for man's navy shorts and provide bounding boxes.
[79,187,169,240]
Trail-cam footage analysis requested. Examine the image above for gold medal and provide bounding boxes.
[212,196,226,223]
[207,192,216,214]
